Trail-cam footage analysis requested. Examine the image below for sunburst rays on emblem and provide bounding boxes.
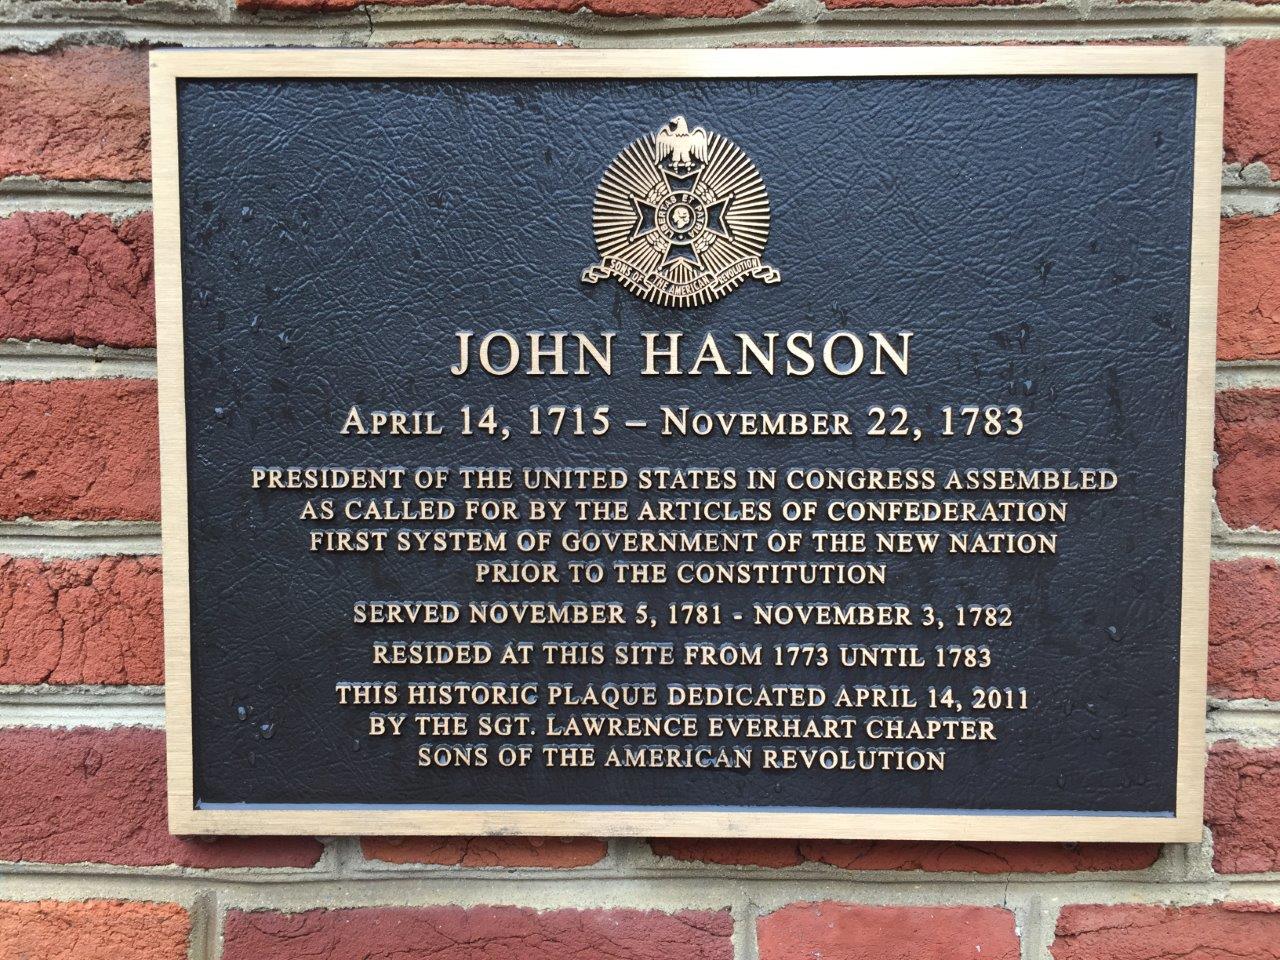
[582,117,780,309]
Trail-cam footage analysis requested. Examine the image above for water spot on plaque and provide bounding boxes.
[259,722,276,741]
[235,704,250,721]
[240,206,254,221]
[1107,626,1120,643]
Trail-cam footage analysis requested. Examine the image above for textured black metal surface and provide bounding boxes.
[177,76,1195,814]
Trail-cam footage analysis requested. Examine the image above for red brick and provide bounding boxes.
[1205,741,1280,873]
[757,903,1020,960]
[1053,903,1280,959]
[1220,215,1280,361]
[0,212,154,349]
[0,379,158,521]
[0,47,149,182]
[241,0,763,15]
[1226,41,1280,180]
[0,726,323,868]
[0,555,162,685]
[0,900,189,960]
[652,838,806,868]
[1210,559,1280,700]
[651,838,1158,873]
[222,906,733,960]
[1215,389,1280,530]
[361,836,607,867]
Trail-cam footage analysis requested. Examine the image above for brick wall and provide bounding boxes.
[1,2,1278,958]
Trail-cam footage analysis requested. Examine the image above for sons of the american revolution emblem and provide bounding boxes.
[582,116,780,308]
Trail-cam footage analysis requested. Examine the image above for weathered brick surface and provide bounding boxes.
[1220,215,1280,361]
[757,903,1020,960]
[0,379,158,521]
[0,726,323,868]
[650,839,1158,872]
[1226,41,1280,179]
[1053,903,1280,959]
[1215,389,1280,530]
[0,46,149,182]
[222,906,734,960]
[1,11,1279,946]
[361,836,607,867]
[0,555,162,685]
[1205,741,1280,873]
[0,212,154,349]
[1210,558,1280,700]
[241,0,765,16]
[0,900,189,960]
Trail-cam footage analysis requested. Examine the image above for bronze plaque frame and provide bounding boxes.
[152,47,1220,839]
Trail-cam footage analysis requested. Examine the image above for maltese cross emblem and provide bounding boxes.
[582,116,781,309]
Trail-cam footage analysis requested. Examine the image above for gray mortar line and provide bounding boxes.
[0,834,1193,880]
[0,178,151,197]
[1208,705,1280,744]
[1222,188,1280,218]
[0,699,165,727]
[0,521,161,557]
[0,683,163,704]
[0,340,157,380]
[339,846,1187,884]
[1210,543,1280,562]
[1217,363,1280,392]
[1018,892,1054,960]
[1211,528,1280,555]
[330,836,365,878]
[0,178,151,217]
[0,0,1102,36]
[4,15,1277,50]
[1223,163,1280,190]
[190,890,217,960]
[731,894,760,960]
[0,871,1273,911]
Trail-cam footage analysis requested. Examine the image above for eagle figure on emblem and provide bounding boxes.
[655,116,709,171]
[583,114,780,308]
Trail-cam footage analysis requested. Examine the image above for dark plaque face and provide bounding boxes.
[153,49,1218,840]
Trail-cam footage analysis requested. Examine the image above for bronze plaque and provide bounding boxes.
[153,48,1219,840]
